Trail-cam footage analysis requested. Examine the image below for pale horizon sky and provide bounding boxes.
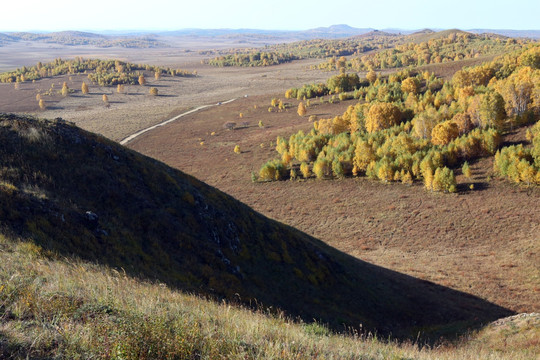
[1,0,539,32]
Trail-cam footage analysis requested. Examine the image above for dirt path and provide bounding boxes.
[119,98,238,145]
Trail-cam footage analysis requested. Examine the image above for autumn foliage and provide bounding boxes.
[258,42,540,191]
[365,103,401,133]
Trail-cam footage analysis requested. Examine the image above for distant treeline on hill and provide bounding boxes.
[205,31,534,68]
[205,37,387,67]
[206,52,298,67]
[316,32,530,71]
[0,31,164,48]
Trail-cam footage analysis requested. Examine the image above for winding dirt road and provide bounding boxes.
[119,98,238,145]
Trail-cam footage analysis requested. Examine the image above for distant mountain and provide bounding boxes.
[1,26,538,48]
[0,32,15,46]
[303,24,374,37]
[159,25,374,40]
[356,30,399,38]
[0,113,513,341]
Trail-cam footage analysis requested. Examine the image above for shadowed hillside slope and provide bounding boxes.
[0,113,513,340]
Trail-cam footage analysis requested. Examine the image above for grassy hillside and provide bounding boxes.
[0,113,513,341]
[1,234,537,359]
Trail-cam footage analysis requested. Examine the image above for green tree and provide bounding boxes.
[332,160,345,179]
[462,161,472,178]
[432,167,457,193]
[479,92,506,129]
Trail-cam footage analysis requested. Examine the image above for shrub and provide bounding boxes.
[223,122,236,130]
[432,167,457,193]
[313,159,332,179]
[258,159,287,181]
[462,161,472,178]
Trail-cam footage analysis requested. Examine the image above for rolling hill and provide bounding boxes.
[0,113,514,341]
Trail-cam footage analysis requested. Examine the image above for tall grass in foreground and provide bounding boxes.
[0,234,537,359]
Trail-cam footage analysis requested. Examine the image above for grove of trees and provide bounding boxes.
[257,44,540,192]
[0,58,196,86]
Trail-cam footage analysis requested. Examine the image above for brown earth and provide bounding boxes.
[1,47,538,316]
[127,94,540,315]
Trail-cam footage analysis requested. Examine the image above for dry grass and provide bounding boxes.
[0,52,331,141]
[128,94,540,316]
[1,44,539,357]
[1,234,537,359]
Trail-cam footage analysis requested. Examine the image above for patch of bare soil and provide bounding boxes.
[128,94,540,315]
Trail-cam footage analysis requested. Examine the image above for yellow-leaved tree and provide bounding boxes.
[138,75,146,86]
[365,102,401,133]
[61,82,69,97]
[297,102,307,117]
[495,66,538,118]
[401,77,419,94]
[366,70,377,83]
[431,121,460,145]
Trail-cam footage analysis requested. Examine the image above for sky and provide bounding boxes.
[1,0,539,32]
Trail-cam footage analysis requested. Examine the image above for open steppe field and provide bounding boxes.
[0,47,332,142]
[1,43,539,319]
[126,93,540,315]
